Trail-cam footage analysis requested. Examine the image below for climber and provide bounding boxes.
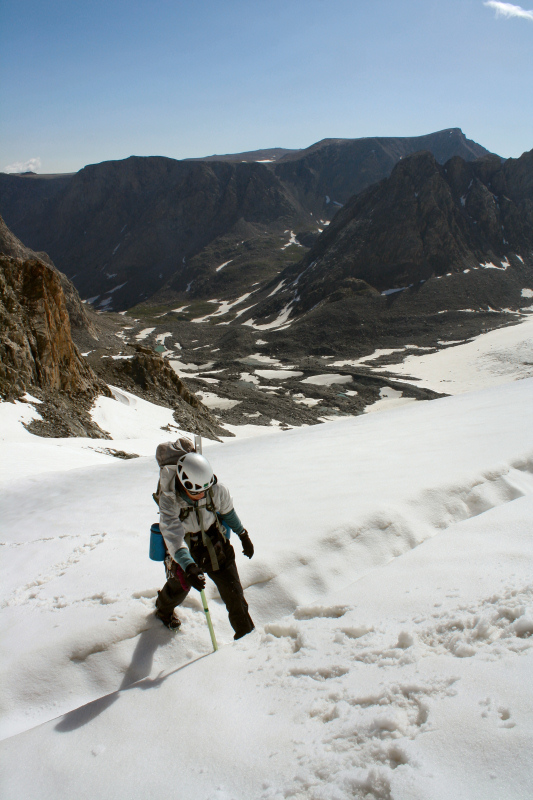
[153,440,255,639]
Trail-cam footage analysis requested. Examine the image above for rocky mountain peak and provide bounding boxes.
[246,147,533,326]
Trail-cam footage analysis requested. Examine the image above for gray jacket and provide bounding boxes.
[158,464,235,571]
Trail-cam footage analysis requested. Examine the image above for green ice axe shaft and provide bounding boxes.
[200,589,218,651]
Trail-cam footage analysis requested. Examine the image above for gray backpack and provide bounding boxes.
[153,437,195,505]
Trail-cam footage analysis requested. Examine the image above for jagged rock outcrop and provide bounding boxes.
[92,345,227,440]
[0,253,108,401]
[0,214,97,336]
[0,129,493,310]
[251,149,533,321]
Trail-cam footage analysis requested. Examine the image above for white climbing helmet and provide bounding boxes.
[177,452,215,493]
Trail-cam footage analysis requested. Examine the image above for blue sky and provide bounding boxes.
[1,0,532,173]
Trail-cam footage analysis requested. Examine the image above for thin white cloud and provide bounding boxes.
[3,157,42,174]
[484,1,533,21]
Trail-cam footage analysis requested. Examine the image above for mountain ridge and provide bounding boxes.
[0,128,494,311]
[242,148,533,344]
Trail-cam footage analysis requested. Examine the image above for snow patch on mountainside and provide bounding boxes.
[385,313,533,393]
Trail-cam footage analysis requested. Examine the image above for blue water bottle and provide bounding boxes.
[149,523,166,561]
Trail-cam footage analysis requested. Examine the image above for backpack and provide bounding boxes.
[152,437,195,505]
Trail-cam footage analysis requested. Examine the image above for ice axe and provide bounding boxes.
[200,589,218,652]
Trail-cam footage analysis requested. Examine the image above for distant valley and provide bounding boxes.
[1,128,532,438]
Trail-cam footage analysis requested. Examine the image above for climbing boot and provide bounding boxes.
[155,608,182,630]
[155,589,181,630]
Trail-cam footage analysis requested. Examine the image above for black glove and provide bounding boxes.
[186,563,206,591]
[238,529,254,559]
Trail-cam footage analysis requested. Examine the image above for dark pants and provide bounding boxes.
[157,557,254,640]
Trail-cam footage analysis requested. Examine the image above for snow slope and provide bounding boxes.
[383,313,533,393]
[1,377,533,797]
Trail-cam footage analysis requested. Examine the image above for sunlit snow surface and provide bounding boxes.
[1,321,533,799]
[383,314,533,393]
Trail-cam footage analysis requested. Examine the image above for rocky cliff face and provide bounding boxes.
[0,253,107,402]
[0,213,97,337]
[0,129,492,311]
[251,149,533,322]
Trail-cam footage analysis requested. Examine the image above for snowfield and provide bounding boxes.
[383,313,533,393]
[1,367,533,796]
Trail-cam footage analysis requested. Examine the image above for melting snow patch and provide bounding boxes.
[195,376,220,385]
[301,374,354,386]
[195,391,241,410]
[135,327,155,341]
[480,261,506,271]
[239,354,281,366]
[332,349,405,367]
[193,293,253,322]
[243,304,293,331]
[215,260,233,272]
[107,282,127,294]
[292,394,322,407]
[240,372,260,385]
[254,369,303,380]
[267,280,286,298]
[281,231,302,250]
[169,360,198,373]
[521,288,533,298]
